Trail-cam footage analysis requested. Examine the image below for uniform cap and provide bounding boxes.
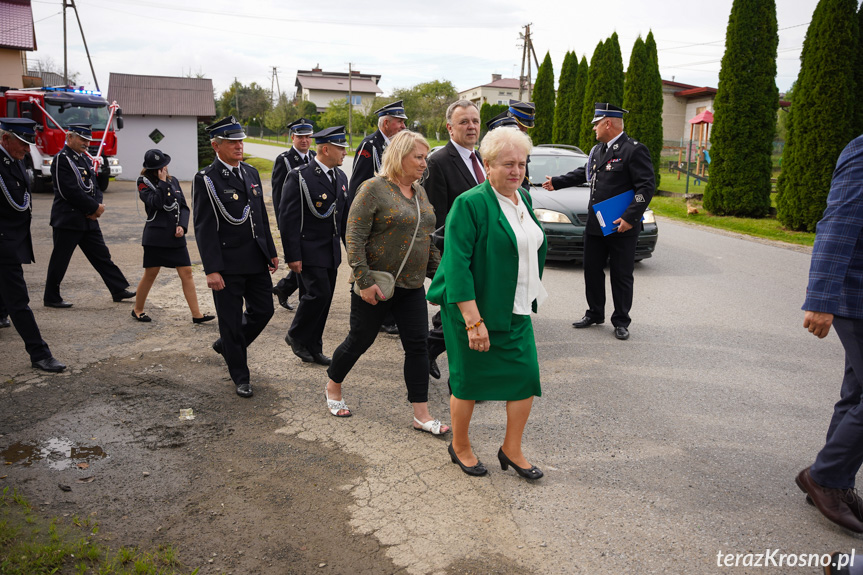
[507,100,536,128]
[0,117,37,144]
[374,100,408,119]
[591,103,627,124]
[206,116,247,140]
[486,111,519,131]
[313,125,348,147]
[288,118,314,136]
[66,123,94,141]
[143,149,171,170]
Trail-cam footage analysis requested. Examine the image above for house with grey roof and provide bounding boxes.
[0,0,36,89]
[107,73,215,181]
[295,68,382,114]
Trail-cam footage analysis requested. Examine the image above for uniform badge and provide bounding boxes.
[314,166,322,175]
[342,185,346,191]
[221,168,230,178]
[635,194,645,203]
[232,193,239,200]
[606,164,612,171]
[360,150,371,158]
[322,193,327,200]
[168,192,172,196]
[2,157,9,165]
[316,202,322,207]
[613,144,619,151]
[252,188,258,196]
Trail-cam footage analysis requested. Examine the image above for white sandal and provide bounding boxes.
[413,417,450,435]
[325,389,352,417]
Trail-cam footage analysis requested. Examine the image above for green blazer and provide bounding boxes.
[426,180,547,331]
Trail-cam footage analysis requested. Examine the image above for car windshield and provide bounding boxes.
[528,153,587,185]
[44,102,110,130]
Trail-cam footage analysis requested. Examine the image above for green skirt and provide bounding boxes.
[441,305,541,401]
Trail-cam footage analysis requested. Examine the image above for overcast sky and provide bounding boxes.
[27,0,823,100]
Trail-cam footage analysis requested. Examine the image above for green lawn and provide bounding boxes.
[652,168,814,247]
[242,156,274,179]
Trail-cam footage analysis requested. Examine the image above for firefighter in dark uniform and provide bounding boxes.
[0,118,65,372]
[193,116,279,398]
[506,99,535,187]
[271,118,316,311]
[543,103,654,340]
[43,124,135,307]
[280,126,349,365]
[350,100,408,334]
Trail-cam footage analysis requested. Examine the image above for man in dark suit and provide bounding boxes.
[543,103,654,340]
[422,99,484,378]
[0,118,65,372]
[271,118,316,311]
[43,124,135,307]
[796,135,863,534]
[280,126,349,366]
[350,100,408,335]
[193,116,279,398]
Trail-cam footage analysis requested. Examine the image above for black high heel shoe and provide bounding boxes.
[448,444,488,476]
[497,448,543,480]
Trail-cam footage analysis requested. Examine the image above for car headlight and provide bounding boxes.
[533,209,572,224]
[642,209,656,224]
[42,157,53,167]
[108,157,119,166]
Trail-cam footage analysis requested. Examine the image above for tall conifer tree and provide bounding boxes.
[570,56,589,149]
[532,52,556,144]
[580,36,625,149]
[644,31,665,187]
[704,0,778,217]
[553,51,577,144]
[776,0,859,230]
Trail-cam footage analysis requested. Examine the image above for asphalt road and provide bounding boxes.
[2,152,854,573]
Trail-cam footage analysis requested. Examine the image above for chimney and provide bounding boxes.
[491,74,502,82]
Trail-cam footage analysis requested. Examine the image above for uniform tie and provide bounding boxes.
[327,169,337,196]
[232,166,242,181]
[469,152,485,184]
[303,155,309,165]
[601,143,608,154]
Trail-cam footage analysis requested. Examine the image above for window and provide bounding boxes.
[6,100,16,116]
[346,95,362,106]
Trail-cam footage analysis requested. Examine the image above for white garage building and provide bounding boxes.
[107,73,215,181]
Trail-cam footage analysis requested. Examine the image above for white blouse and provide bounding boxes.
[493,187,549,315]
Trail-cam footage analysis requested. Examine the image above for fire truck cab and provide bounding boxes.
[0,86,123,191]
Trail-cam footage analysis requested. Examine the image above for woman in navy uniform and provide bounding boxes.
[130,149,213,324]
[192,116,279,398]
[0,118,65,372]
[271,118,316,311]
[279,126,349,366]
[43,124,135,307]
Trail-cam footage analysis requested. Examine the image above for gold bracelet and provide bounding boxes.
[465,318,484,331]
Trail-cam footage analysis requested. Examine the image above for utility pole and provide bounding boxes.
[62,0,99,89]
[348,62,353,149]
[518,24,539,101]
[234,76,240,119]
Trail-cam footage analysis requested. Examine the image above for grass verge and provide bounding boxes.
[242,156,274,179]
[0,486,198,574]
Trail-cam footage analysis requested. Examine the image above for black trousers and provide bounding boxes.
[289,266,336,355]
[212,270,274,387]
[428,310,446,360]
[328,287,430,403]
[274,270,299,296]
[583,231,639,328]
[811,316,863,489]
[44,226,129,303]
[0,264,52,362]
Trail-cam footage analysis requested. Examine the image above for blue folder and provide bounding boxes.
[592,190,634,236]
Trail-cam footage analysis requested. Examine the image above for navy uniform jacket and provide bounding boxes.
[279,161,348,269]
[272,147,316,221]
[49,144,102,231]
[137,175,190,248]
[422,141,483,229]
[0,147,35,265]
[349,130,386,200]
[192,160,277,275]
[550,132,654,237]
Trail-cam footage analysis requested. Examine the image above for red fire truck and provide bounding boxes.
[0,85,123,191]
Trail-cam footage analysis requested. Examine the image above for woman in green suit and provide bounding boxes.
[427,127,547,479]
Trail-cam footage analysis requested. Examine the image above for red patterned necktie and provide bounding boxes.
[469,152,485,184]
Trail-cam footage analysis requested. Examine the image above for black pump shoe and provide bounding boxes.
[448,443,487,477]
[497,448,543,480]
[192,314,216,324]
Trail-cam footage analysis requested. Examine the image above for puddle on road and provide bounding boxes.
[1,438,107,470]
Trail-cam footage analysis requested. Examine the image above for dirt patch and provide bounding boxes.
[1,352,397,574]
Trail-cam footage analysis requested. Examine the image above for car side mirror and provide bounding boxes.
[116,117,124,130]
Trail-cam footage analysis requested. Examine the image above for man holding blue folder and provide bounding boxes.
[542,103,654,340]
